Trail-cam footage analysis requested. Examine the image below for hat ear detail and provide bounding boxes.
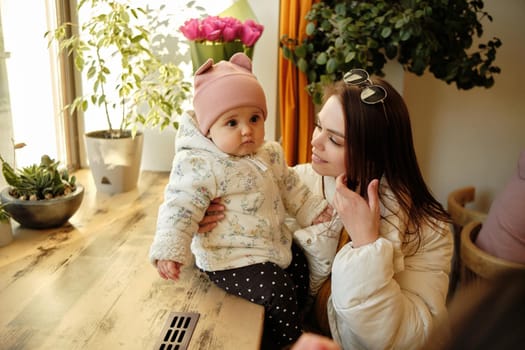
[195,58,214,76]
[229,52,252,73]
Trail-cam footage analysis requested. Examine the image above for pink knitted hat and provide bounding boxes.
[193,52,267,135]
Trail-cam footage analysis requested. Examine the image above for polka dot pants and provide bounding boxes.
[205,243,309,348]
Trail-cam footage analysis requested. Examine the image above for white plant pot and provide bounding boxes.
[0,220,13,247]
[141,128,176,172]
[85,131,144,194]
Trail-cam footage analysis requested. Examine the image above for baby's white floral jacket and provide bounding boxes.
[149,112,328,271]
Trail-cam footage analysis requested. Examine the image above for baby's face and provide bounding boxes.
[208,106,265,156]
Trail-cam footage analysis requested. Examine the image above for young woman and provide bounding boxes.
[200,69,454,350]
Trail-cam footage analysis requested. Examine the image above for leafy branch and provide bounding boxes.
[280,0,502,104]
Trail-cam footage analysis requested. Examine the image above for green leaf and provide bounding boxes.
[381,27,392,38]
[326,58,337,74]
[306,22,316,36]
[399,28,411,41]
[297,58,308,72]
[345,51,356,63]
[316,52,327,65]
[295,45,307,58]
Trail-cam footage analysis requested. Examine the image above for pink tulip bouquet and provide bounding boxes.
[180,16,264,46]
[180,16,264,72]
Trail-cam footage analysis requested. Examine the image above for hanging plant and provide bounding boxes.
[280,0,502,104]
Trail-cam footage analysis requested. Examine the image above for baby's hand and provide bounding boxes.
[157,260,183,281]
[312,205,334,225]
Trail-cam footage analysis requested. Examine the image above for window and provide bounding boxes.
[1,0,270,170]
[0,0,59,167]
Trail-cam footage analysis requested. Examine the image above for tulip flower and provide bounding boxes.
[179,16,264,47]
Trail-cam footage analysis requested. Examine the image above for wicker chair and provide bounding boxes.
[447,186,487,234]
[447,186,488,297]
[460,221,525,287]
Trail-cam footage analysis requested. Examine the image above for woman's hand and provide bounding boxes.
[291,333,342,350]
[332,175,380,247]
[157,260,183,281]
[197,198,225,233]
[312,204,334,225]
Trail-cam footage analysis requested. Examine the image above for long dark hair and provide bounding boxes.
[324,78,450,250]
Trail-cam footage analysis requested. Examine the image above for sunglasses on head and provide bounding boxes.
[343,68,389,122]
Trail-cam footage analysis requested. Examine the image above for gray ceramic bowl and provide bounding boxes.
[0,185,84,229]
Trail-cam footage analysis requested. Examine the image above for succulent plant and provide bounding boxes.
[0,155,77,200]
[0,203,10,223]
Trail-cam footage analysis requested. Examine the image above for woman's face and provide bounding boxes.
[311,95,347,177]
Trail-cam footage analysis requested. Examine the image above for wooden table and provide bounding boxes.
[0,170,264,350]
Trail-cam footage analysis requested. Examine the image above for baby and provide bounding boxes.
[149,53,331,348]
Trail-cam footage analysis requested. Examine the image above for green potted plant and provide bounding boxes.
[280,0,502,104]
[0,203,13,247]
[0,205,10,223]
[0,155,84,229]
[45,0,192,193]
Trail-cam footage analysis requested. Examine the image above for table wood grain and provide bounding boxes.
[0,170,264,350]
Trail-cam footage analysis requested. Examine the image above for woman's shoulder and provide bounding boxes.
[256,141,284,160]
[293,162,315,175]
[292,163,323,183]
[293,163,326,196]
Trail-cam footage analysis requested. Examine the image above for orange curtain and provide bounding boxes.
[278,0,315,166]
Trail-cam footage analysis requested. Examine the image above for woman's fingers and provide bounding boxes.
[335,173,346,190]
[207,202,225,213]
[333,175,380,247]
[197,218,220,233]
[197,212,224,233]
[197,198,225,233]
[367,179,380,217]
[312,205,334,225]
[292,333,342,350]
